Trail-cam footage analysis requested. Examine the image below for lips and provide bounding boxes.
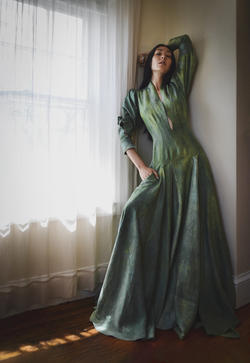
[159,62,166,65]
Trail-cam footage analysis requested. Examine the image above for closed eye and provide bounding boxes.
[155,52,172,58]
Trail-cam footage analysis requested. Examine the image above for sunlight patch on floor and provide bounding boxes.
[64,334,81,341]
[0,351,21,360]
[19,345,39,352]
[0,327,99,361]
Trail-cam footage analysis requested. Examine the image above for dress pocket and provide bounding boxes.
[142,173,156,183]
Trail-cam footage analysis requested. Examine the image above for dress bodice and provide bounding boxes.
[137,80,203,168]
[118,34,201,168]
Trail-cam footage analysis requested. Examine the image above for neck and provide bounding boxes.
[151,72,164,90]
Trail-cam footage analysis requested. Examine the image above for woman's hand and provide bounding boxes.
[138,165,159,181]
[126,148,159,181]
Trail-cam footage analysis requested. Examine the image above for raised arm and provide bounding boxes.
[167,34,198,96]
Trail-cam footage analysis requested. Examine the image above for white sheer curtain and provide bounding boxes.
[0,0,141,318]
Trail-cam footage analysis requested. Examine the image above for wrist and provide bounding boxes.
[137,162,146,171]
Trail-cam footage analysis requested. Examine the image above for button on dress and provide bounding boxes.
[89,34,240,340]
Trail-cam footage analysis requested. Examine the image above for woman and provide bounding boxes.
[89,34,240,340]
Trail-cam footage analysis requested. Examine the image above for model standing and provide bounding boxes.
[90,34,240,340]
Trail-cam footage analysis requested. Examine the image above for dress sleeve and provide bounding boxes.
[117,89,141,155]
[167,34,198,96]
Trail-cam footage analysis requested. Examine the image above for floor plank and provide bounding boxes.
[0,298,249,363]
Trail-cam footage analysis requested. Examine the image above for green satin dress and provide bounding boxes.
[89,34,240,340]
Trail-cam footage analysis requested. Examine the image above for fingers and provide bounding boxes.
[152,169,159,179]
[140,167,159,181]
[141,172,150,181]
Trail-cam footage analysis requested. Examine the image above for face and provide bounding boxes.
[151,46,172,74]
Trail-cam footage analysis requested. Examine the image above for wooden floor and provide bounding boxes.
[0,297,249,363]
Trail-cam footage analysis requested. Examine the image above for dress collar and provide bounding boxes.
[147,80,164,103]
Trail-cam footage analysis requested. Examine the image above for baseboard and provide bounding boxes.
[0,263,108,319]
[1,266,249,319]
[234,270,250,308]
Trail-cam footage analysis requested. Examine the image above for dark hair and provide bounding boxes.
[138,44,176,140]
[139,43,176,90]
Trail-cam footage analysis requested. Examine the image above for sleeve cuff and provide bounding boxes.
[123,144,136,155]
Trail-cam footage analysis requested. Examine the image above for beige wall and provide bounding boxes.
[138,0,168,53]
[236,0,250,275]
[138,0,238,270]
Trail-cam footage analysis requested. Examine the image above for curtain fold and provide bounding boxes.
[0,0,141,318]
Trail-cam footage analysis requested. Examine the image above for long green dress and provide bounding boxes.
[89,34,240,340]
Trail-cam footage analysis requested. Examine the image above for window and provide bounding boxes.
[0,0,123,231]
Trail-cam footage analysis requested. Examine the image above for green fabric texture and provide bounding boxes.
[89,34,240,340]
